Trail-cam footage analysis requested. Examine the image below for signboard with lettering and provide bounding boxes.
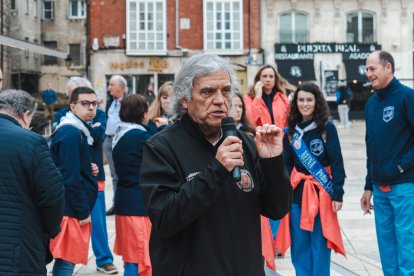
[275,43,381,58]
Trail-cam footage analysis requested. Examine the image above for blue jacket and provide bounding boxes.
[54,108,107,181]
[51,124,98,220]
[365,78,414,190]
[112,127,153,216]
[0,114,64,275]
[283,120,346,202]
[42,89,57,105]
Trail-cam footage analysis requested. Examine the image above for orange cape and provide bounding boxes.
[274,168,345,257]
[50,216,92,264]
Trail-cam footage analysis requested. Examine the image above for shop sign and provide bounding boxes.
[149,57,169,73]
[110,61,145,70]
[275,43,381,60]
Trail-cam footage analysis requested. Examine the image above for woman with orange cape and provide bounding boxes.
[275,82,346,275]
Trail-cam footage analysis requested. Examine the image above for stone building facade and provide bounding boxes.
[261,0,414,109]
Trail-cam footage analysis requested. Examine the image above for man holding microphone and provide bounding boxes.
[140,53,292,276]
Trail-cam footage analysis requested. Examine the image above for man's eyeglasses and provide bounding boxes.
[75,100,98,108]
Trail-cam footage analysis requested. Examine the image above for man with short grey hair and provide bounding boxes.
[104,75,127,216]
[0,90,64,274]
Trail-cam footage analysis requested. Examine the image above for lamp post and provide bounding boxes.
[65,55,72,69]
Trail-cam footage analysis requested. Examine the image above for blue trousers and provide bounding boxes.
[290,203,331,276]
[52,259,75,276]
[124,262,139,276]
[91,190,114,266]
[373,183,414,276]
[269,219,280,240]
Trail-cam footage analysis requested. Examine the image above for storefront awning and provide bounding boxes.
[275,60,316,84]
[343,59,368,81]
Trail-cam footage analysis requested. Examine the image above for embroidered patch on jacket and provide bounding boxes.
[236,169,254,192]
[310,139,324,156]
[186,172,200,182]
[293,140,301,149]
[383,106,394,122]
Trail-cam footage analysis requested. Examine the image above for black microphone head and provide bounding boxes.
[221,117,236,132]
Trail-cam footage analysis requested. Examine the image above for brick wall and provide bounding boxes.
[89,0,126,49]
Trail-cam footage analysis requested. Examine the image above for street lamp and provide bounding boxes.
[65,55,72,69]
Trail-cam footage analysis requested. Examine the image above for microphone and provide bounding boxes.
[221,117,241,182]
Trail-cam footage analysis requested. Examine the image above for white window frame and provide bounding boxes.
[126,0,167,56]
[346,11,376,43]
[43,1,54,20]
[278,12,309,43]
[68,0,86,19]
[203,0,243,55]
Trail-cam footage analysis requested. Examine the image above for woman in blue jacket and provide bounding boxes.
[112,94,153,276]
[276,82,346,275]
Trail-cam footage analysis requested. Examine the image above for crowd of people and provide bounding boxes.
[0,49,413,276]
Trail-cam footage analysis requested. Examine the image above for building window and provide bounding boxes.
[43,1,54,19]
[203,0,243,54]
[69,44,81,65]
[279,12,308,43]
[11,0,16,10]
[69,0,86,19]
[43,41,58,65]
[346,11,375,43]
[127,0,166,55]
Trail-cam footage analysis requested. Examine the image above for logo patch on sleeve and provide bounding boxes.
[236,169,254,192]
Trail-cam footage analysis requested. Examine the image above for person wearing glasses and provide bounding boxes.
[49,87,99,275]
[53,77,118,275]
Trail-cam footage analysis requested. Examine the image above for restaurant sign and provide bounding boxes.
[275,43,381,60]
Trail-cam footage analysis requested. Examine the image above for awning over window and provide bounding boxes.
[343,59,368,81]
[275,59,316,84]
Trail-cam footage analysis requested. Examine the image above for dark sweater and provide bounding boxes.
[283,120,346,202]
[54,108,107,181]
[51,124,98,220]
[112,128,152,216]
[365,78,414,190]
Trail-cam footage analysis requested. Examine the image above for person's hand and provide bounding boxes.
[332,201,343,213]
[79,216,91,226]
[216,136,244,172]
[91,163,99,176]
[254,81,263,99]
[288,93,294,103]
[360,190,374,215]
[254,124,283,158]
[154,117,168,128]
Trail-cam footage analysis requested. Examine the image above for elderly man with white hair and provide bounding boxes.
[0,90,64,274]
[140,53,292,276]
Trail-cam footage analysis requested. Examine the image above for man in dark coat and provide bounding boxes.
[0,89,64,275]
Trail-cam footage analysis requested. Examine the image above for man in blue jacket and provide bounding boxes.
[0,89,64,275]
[42,82,57,120]
[361,50,414,275]
[53,77,118,275]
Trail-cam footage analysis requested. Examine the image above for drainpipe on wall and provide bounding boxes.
[176,0,182,51]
